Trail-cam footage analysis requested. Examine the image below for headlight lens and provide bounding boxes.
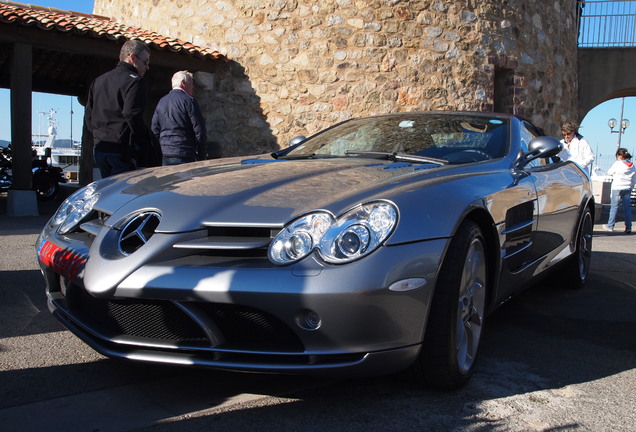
[269,213,332,264]
[334,225,371,258]
[320,202,397,263]
[50,182,100,234]
[269,201,398,265]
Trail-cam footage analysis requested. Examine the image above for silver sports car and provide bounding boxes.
[36,112,594,389]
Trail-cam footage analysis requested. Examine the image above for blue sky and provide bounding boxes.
[23,0,93,13]
[578,97,636,161]
[1,1,93,143]
[1,0,634,166]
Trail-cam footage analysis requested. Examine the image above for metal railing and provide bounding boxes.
[578,0,636,47]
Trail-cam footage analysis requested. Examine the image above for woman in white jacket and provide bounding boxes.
[603,148,635,234]
[558,121,595,174]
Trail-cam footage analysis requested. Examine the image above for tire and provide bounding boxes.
[33,174,59,201]
[410,220,487,390]
[560,207,593,289]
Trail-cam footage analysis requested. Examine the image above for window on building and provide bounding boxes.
[494,68,515,114]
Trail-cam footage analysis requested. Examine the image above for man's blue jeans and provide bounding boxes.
[162,156,196,166]
[607,189,632,231]
[94,151,136,178]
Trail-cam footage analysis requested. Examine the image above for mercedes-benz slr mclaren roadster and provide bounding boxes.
[37,112,594,389]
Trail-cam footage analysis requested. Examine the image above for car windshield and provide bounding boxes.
[284,113,510,164]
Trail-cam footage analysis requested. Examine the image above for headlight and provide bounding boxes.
[49,182,100,234]
[269,213,332,264]
[320,202,397,263]
[268,201,398,265]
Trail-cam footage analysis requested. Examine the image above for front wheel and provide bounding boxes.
[409,220,488,389]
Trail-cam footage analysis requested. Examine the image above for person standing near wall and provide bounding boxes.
[152,70,207,165]
[603,148,635,234]
[558,121,595,174]
[85,39,151,178]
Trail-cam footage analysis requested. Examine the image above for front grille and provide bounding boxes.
[58,279,304,352]
[199,303,304,351]
[170,225,279,258]
[103,301,206,342]
[207,226,278,238]
[64,282,209,346]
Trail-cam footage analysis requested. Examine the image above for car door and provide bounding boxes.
[525,160,586,265]
[491,122,540,300]
[495,121,579,300]
[509,122,583,282]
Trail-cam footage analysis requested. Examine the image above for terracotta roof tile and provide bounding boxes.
[0,1,228,62]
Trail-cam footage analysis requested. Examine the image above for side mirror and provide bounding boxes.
[44,147,52,158]
[288,135,307,147]
[516,136,562,168]
[271,135,307,159]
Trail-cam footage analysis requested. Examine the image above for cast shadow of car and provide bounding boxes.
[2,254,634,430]
[0,269,65,339]
[155,258,633,431]
[52,257,633,432]
[478,250,635,389]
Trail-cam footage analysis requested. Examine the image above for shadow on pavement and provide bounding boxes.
[1,196,634,432]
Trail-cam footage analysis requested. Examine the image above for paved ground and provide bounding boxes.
[0,193,634,432]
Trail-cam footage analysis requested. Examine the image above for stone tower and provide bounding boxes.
[94,0,579,157]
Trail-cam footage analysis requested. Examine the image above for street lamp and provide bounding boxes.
[608,118,630,147]
[608,97,630,147]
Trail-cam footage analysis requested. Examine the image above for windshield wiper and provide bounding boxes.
[279,153,341,160]
[278,153,316,160]
[345,151,448,165]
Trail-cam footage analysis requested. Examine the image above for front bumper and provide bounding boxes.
[39,230,449,376]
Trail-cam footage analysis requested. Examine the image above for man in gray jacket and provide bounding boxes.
[151,71,207,165]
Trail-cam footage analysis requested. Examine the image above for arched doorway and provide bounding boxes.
[580,97,636,175]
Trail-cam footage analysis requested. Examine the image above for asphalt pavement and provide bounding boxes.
[0,193,634,432]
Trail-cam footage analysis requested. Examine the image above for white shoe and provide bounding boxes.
[602,224,614,232]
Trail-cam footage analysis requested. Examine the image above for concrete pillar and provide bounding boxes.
[7,42,38,216]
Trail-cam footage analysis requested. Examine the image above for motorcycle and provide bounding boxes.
[0,146,66,201]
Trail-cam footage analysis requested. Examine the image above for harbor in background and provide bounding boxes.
[32,108,80,182]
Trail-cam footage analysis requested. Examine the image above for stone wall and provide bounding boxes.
[94,0,579,156]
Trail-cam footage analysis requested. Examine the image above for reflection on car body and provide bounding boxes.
[36,111,594,389]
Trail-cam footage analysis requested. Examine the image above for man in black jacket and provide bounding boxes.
[151,70,207,165]
[85,39,152,178]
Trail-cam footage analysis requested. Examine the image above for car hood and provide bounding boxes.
[94,156,446,233]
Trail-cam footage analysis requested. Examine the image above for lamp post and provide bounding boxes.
[608,97,630,148]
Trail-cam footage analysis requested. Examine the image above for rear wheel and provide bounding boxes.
[410,220,487,389]
[33,173,59,201]
[560,207,593,289]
